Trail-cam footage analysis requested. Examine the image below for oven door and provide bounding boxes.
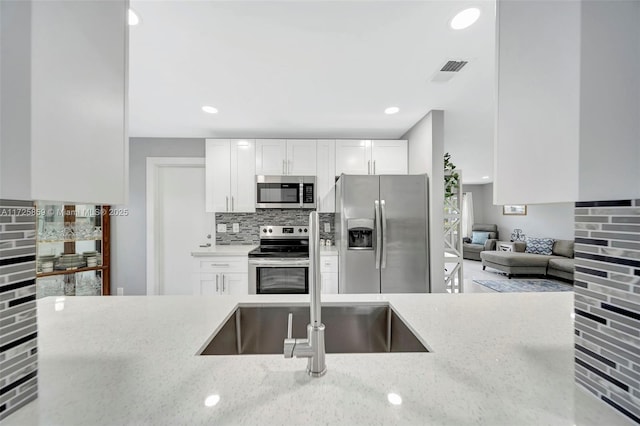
[248,258,309,294]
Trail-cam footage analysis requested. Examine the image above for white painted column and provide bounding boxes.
[403,110,445,293]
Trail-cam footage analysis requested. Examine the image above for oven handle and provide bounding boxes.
[248,259,310,267]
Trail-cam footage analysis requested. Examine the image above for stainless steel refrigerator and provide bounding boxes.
[335,174,430,293]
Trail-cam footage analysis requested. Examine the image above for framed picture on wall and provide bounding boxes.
[503,205,527,215]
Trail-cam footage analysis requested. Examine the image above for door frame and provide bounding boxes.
[146,157,206,295]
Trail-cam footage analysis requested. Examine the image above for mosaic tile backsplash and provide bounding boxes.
[573,199,640,424]
[0,200,38,421]
[216,210,335,245]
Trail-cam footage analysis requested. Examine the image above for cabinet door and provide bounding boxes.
[335,140,372,175]
[316,140,336,213]
[286,140,317,175]
[371,140,408,175]
[205,139,231,212]
[198,273,222,296]
[230,139,256,212]
[256,139,287,175]
[321,273,339,294]
[221,273,248,296]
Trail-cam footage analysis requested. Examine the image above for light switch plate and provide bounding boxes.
[232,223,240,233]
[324,223,331,233]
[217,224,227,233]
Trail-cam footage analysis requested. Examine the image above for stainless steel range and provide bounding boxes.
[248,225,309,294]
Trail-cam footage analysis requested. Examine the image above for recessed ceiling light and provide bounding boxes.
[202,105,219,114]
[387,393,402,405]
[204,394,220,407]
[482,176,489,179]
[450,8,480,30]
[128,9,140,26]
[384,107,400,115]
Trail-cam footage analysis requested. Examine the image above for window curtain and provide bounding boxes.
[462,192,474,239]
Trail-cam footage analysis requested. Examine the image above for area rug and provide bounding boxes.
[473,279,573,293]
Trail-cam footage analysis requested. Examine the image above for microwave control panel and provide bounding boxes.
[303,184,314,204]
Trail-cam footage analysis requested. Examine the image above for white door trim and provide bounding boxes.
[146,157,205,295]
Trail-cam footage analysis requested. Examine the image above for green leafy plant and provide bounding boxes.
[444,152,460,199]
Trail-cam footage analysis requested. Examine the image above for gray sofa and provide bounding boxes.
[480,239,575,281]
[463,224,498,261]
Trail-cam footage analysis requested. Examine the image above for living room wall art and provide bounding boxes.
[503,205,527,215]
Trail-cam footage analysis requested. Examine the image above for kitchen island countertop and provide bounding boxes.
[5,293,633,425]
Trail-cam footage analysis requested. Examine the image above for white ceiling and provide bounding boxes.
[129,1,496,183]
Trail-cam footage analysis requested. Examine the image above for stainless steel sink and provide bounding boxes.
[200,304,429,355]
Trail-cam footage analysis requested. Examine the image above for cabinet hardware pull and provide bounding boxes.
[374,160,376,174]
[368,160,371,175]
[283,160,286,174]
[231,197,234,211]
[226,196,229,212]
[216,275,219,292]
[210,263,230,267]
[222,274,225,293]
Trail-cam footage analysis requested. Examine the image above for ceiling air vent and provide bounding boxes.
[440,60,468,72]
[430,60,469,83]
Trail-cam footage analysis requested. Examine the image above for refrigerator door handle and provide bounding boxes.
[381,199,387,268]
[374,200,381,269]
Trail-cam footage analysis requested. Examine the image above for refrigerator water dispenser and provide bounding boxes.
[347,219,374,250]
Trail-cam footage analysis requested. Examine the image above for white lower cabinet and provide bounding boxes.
[320,253,339,294]
[192,255,248,296]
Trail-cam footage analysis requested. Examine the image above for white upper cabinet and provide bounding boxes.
[335,140,407,175]
[335,140,372,175]
[205,140,231,213]
[206,139,256,213]
[316,140,336,213]
[255,139,287,175]
[230,140,256,212]
[371,140,408,174]
[256,139,316,175]
[286,140,317,175]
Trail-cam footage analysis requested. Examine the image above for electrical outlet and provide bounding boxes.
[217,224,227,233]
[232,223,240,233]
[117,287,124,296]
[324,223,331,233]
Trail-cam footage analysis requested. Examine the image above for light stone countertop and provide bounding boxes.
[190,245,258,257]
[5,293,634,426]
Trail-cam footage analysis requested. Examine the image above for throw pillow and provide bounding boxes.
[525,237,555,255]
[471,231,490,245]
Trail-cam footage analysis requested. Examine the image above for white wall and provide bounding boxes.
[578,0,640,201]
[30,0,129,205]
[403,110,444,293]
[474,183,574,241]
[0,0,31,200]
[494,0,581,204]
[111,138,205,295]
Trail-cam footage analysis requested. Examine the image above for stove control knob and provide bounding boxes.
[268,229,273,233]
[262,228,267,233]
[298,228,302,233]
[304,228,308,233]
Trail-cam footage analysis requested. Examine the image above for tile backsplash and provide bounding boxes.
[216,209,335,245]
[0,200,38,421]
[573,199,640,424]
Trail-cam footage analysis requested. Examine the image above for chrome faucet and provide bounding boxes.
[283,211,327,377]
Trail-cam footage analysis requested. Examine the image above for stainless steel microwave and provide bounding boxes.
[255,176,316,209]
